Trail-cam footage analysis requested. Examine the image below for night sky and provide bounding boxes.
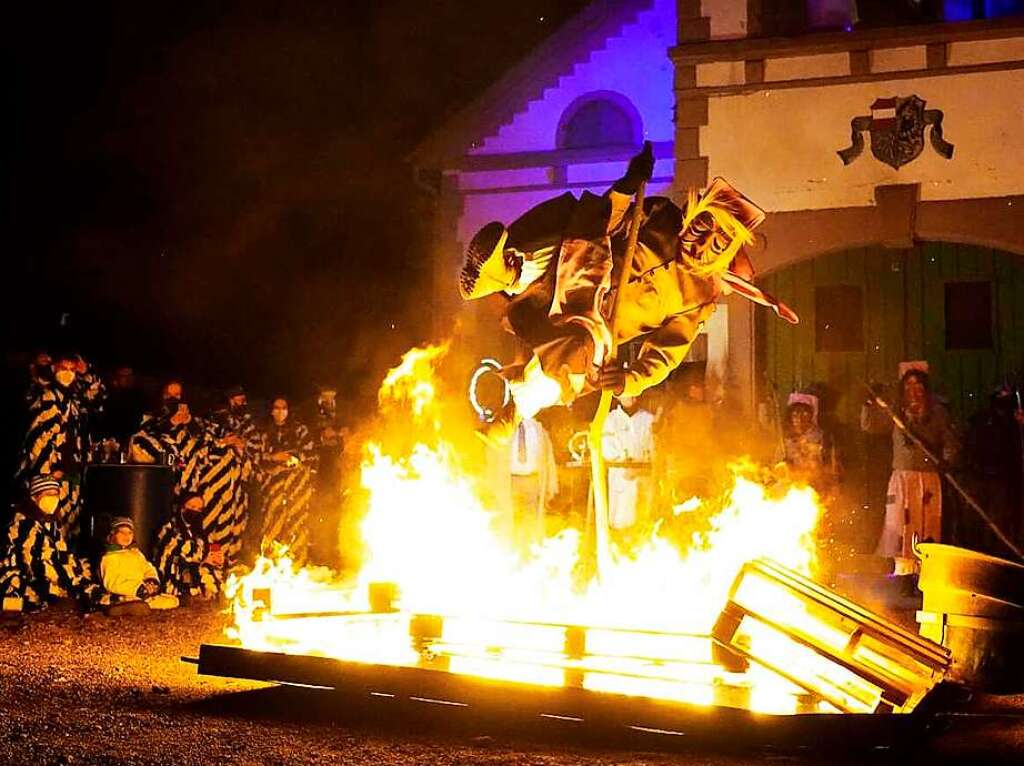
[2,0,590,401]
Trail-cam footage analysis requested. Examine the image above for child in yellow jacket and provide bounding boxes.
[100,518,179,610]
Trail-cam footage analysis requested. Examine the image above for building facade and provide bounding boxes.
[412,1,1024,439]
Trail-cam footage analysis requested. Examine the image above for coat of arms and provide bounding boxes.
[838,96,954,169]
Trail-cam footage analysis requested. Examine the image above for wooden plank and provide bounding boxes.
[793,259,816,391]
[976,247,1000,399]
[1010,250,1024,384]
[904,246,924,369]
[995,250,1020,380]
[960,351,982,421]
[881,249,907,385]
[774,266,796,398]
[942,240,962,280]
[813,251,840,388]
[921,242,949,403]
[863,248,886,386]
[842,248,867,428]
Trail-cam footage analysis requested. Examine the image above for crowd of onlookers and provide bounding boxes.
[498,357,1024,574]
[2,349,348,617]
[5,347,1024,619]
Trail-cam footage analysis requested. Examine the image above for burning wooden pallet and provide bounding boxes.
[190,558,951,727]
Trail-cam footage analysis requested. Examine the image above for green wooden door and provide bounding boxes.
[756,243,1024,550]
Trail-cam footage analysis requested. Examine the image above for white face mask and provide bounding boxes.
[37,494,59,515]
[54,369,76,387]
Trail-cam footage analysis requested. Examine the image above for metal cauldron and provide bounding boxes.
[916,543,1024,693]
[82,464,175,558]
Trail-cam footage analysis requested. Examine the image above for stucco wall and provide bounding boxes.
[472,0,677,154]
[703,0,747,39]
[702,68,1024,212]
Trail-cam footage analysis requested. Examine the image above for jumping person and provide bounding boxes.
[458,143,797,440]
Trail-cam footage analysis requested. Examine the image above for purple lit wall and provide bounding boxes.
[944,0,1024,19]
[457,0,676,246]
[471,0,675,155]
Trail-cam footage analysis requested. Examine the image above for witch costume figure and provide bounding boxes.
[459,143,797,439]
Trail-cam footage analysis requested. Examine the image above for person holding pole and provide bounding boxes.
[862,362,960,573]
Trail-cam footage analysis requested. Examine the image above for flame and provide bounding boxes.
[226,342,831,715]
[378,342,450,422]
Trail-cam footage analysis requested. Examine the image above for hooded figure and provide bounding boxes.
[153,493,225,600]
[459,143,796,438]
[0,476,108,613]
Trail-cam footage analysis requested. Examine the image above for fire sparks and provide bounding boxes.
[226,342,833,715]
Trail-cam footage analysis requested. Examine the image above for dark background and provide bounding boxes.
[2,0,590,403]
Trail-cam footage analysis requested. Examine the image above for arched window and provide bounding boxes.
[556,92,641,150]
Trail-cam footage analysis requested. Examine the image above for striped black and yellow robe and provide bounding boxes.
[129,415,246,561]
[258,419,317,566]
[209,409,262,560]
[153,514,223,599]
[16,382,90,541]
[0,504,108,612]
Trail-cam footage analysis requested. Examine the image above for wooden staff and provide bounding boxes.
[865,384,1024,561]
[588,179,647,579]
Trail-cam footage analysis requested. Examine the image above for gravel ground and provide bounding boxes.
[2,602,1023,766]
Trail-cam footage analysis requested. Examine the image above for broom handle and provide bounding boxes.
[865,385,1024,561]
[588,180,647,579]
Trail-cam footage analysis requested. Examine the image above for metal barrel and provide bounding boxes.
[916,543,1024,693]
[81,464,175,559]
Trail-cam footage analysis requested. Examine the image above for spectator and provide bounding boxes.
[101,517,179,611]
[603,394,655,531]
[130,380,248,564]
[154,493,224,601]
[210,385,262,560]
[508,416,558,552]
[129,381,212,481]
[862,361,959,574]
[258,397,317,566]
[964,386,1024,554]
[309,383,347,563]
[15,350,100,541]
[0,476,107,613]
[778,393,841,490]
[23,350,52,406]
[655,364,716,504]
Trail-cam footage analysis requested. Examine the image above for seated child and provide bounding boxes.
[100,517,179,610]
